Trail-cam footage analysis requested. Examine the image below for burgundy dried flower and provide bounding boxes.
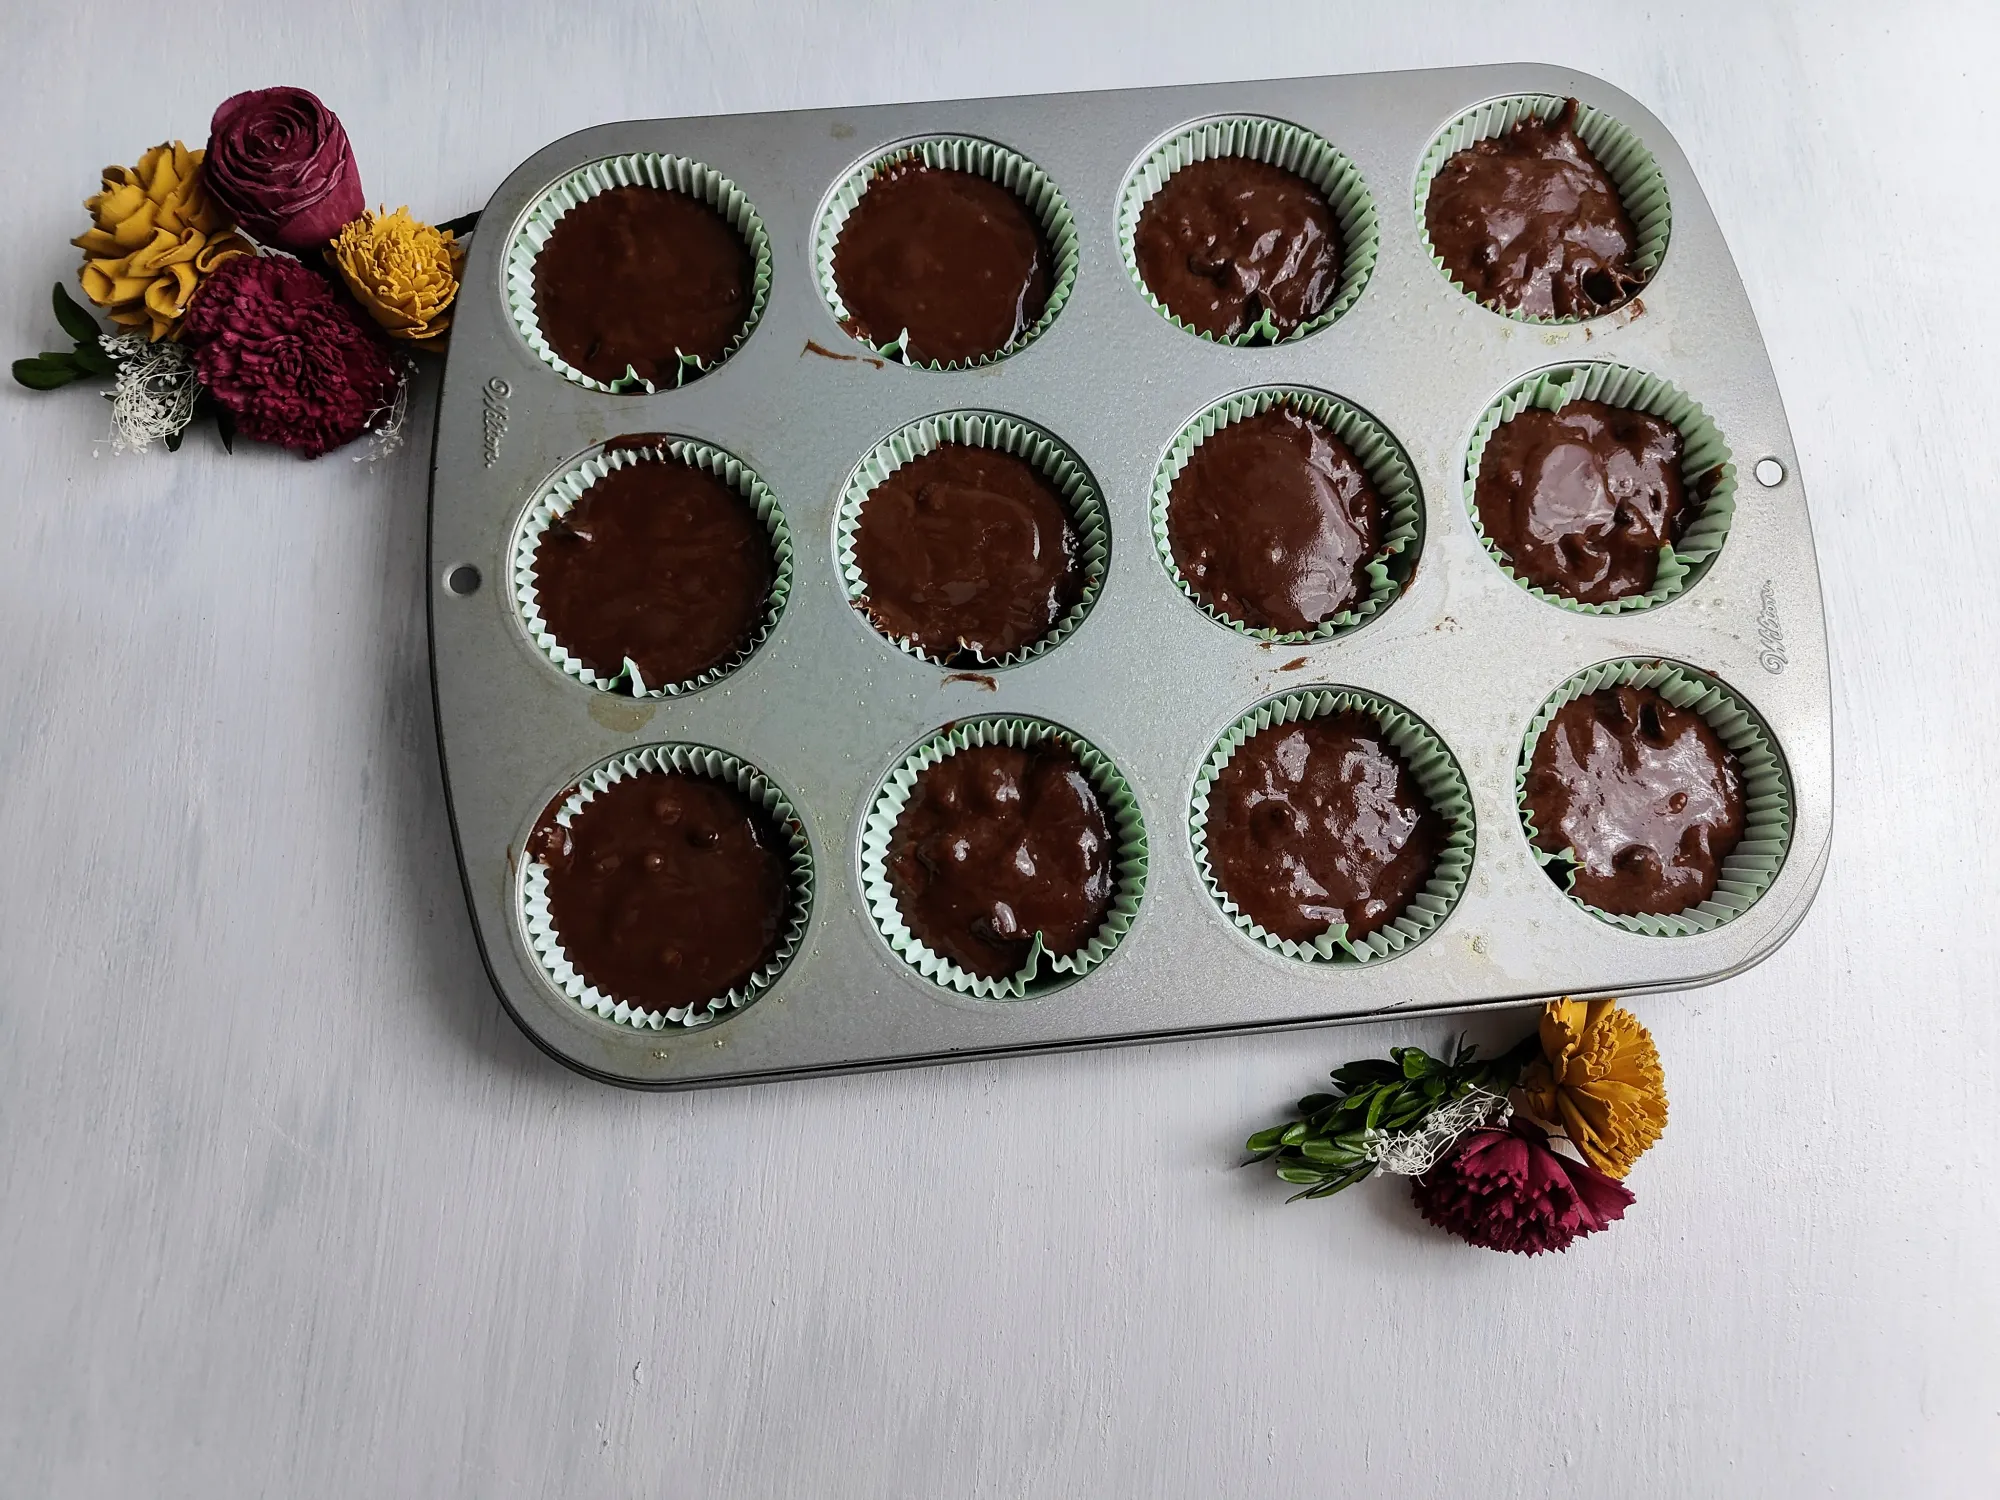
[204,87,365,253]
[181,255,398,457]
[1411,1118,1634,1255]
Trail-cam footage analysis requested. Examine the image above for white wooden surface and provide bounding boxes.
[3,3,1995,1495]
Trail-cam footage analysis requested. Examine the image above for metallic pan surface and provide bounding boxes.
[427,64,1832,1090]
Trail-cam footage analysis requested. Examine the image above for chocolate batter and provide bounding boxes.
[532,455,773,691]
[1134,156,1341,339]
[887,742,1115,978]
[1523,685,1744,915]
[1205,713,1442,944]
[531,771,790,1014]
[533,185,753,384]
[1425,101,1644,319]
[1475,399,1687,604]
[854,444,1084,663]
[1167,406,1382,633]
[832,159,1053,364]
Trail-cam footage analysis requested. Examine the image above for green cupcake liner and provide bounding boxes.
[813,136,1079,369]
[1415,95,1671,324]
[1153,388,1422,642]
[521,744,815,1030]
[1516,659,1793,936]
[506,153,773,391]
[1190,688,1475,965]
[513,439,792,697]
[1464,362,1736,615]
[860,717,1148,999]
[836,411,1108,667]
[1116,115,1378,345]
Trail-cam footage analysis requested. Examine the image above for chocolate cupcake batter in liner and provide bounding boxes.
[1516,660,1792,937]
[514,439,792,697]
[1153,388,1420,643]
[861,718,1147,999]
[1415,95,1670,324]
[1465,363,1735,615]
[1191,689,1474,965]
[814,137,1078,369]
[1117,116,1377,345]
[837,412,1107,667]
[506,152,772,392]
[521,744,814,1030]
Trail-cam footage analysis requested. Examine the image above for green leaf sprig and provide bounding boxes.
[13,284,115,390]
[1246,1035,1540,1201]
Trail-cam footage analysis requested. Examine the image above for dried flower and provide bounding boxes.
[180,255,398,458]
[1411,1119,1633,1255]
[204,87,365,253]
[72,142,252,340]
[328,207,464,341]
[1520,998,1667,1178]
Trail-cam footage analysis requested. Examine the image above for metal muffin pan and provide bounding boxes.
[427,63,1832,1089]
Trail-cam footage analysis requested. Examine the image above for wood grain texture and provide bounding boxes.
[1,2,1994,1495]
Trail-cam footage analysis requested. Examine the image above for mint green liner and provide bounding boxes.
[1191,688,1474,964]
[1516,660,1792,936]
[837,411,1107,667]
[814,137,1078,369]
[860,718,1147,999]
[1153,388,1421,642]
[1465,362,1735,614]
[1415,95,1670,323]
[506,153,772,391]
[513,439,791,697]
[521,744,815,1029]
[1116,115,1378,345]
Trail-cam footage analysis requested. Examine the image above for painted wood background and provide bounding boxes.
[2,2,1994,1494]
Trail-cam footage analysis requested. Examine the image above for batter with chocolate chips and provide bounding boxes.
[1523,684,1744,915]
[1425,100,1645,319]
[530,771,791,1014]
[1204,712,1443,944]
[853,444,1085,664]
[532,185,754,384]
[833,158,1053,365]
[886,741,1114,978]
[531,454,774,691]
[1475,399,1687,604]
[1133,156,1341,339]
[1167,406,1382,634]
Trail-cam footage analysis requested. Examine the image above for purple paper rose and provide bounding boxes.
[203,87,365,253]
[181,255,399,458]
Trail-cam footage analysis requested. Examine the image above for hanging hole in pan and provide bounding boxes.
[444,564,482,596]
[1754,457,1786,488]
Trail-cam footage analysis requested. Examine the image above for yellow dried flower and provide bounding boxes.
[1520,998,1667,1178]
[73,141,252,341]
[328,207,465,342]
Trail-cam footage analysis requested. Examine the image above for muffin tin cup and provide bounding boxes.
[1415,94,1671,324]
[1191,688,1475,965]
[1464,362,1736,615]
[512,440,793,697]
[1153,387,1422,643]
[860,717,1148,999]
[505,152,774,392]
[520,744,816,1030]
[1516,660,1793,936]
[813,136,1080,369]
[1116,115,1379,345]
[835,411,1109,667]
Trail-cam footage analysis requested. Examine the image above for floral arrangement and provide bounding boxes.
[1248,997,1668,1254]
[13,87,471,457]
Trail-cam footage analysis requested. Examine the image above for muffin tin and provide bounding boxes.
[428,64,1832,1089]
